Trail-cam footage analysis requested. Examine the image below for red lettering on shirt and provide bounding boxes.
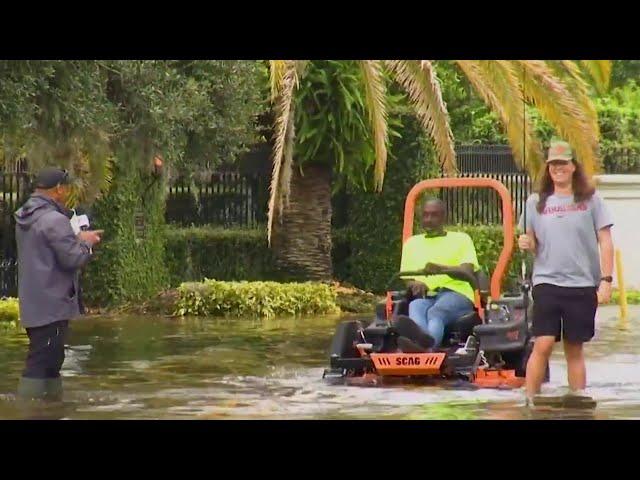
[541,202,588,215]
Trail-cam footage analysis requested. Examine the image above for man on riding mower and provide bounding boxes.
[395,198,480,352]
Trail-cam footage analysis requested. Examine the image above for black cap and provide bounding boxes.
[35,167,71,189]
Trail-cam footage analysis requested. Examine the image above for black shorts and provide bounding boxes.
[532,284,598,343]
[23,320,69,379]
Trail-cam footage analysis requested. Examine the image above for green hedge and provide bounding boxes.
[175,280,340,318]
[455,225,528,292]
[612,289,640,305]
[165,227,278,287]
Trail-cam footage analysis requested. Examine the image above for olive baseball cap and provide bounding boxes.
[546,139,574,163]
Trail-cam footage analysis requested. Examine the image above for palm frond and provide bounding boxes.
[580,60,612,94]
[269,60,287,103]
[555,60,600,139]
[518,60,600,176]
[456,60,544,177]
[359,60,388,190]
[267,60,299,246]
[296,60,310,78]
[387,60,456,174]
[278,108,295,216]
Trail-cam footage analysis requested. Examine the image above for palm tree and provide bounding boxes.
[268,60,611,280]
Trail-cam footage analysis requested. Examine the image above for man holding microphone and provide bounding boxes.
[14,167,103,400]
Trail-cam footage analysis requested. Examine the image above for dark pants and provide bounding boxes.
[23,320,69,379]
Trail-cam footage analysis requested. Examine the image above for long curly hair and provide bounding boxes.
[536,160,595,213]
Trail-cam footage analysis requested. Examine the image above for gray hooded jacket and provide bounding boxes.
[14,193,92,328]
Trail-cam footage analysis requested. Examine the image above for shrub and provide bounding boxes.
[0,297,20,328]
[175,280,340,318]
[165,227,278,286]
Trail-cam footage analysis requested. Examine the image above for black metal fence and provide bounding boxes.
[602,146,640,174]
[440,145,531,224]
[440,172,532,225]
[455,144,521,173]
[0,171,32,297]
[166,172,269,227]
[164,144,533,228]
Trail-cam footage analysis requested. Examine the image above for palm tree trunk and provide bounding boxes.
[272,164,333,281]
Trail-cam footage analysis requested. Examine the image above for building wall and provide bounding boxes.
[595,175,640,289]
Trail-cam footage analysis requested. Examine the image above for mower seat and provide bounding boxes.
[443,310,482,346]
[442,270,487,345]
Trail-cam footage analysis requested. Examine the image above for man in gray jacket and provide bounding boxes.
[14,167,102,400]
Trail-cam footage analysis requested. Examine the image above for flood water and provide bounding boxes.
[0,305,638,420]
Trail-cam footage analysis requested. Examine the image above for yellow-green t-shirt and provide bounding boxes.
[400,231,479,303]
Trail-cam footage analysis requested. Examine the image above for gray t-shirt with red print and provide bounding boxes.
[519,192,613,288]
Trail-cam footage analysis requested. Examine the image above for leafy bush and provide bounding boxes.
[0,297,19,327]
[611,289,640,305]
[595,82,640,173]
[454,225,528,291]
[175,280,340,318]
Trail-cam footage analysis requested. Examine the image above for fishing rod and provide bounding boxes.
[521,64,532,321]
